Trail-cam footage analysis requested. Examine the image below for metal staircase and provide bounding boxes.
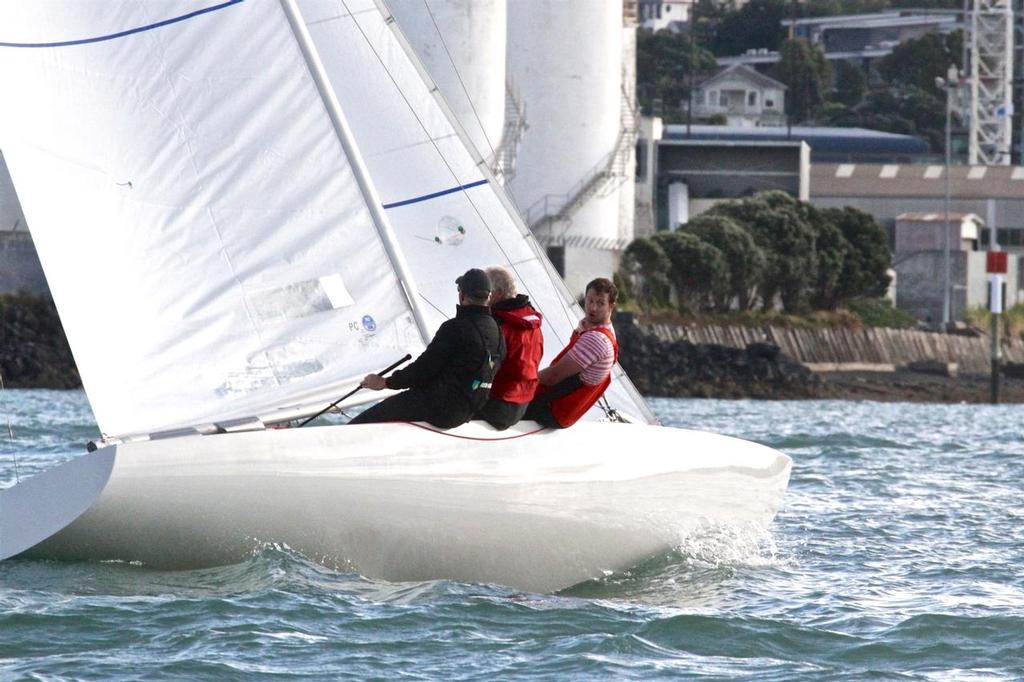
[526,81,638,246]
[491,78,527,184]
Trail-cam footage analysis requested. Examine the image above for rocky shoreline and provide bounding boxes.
[615,318,1024,403]
[3,293,1022,402]
[0,293,79,389]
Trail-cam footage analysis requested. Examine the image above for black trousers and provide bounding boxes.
[476,398,529,431]
[348,389,474,429]
[522,375,585,429]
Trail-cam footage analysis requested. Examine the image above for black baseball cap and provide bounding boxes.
[455,268,491,298]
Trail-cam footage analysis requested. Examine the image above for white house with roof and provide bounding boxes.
[692,64,786,127]
[638,0,690,33]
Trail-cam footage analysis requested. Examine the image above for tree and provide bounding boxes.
[772,39,832,123]
[821,206,892,301]
[680,214,766,310]
[707,0,788,57]
[807,205,850,310]
[637,29,717,120]
[706,192,819,311]
[619,237,672,310]
[819,82,949,152]
[878,30,963,96]
[831,60,867,107]
[651,232,729,314]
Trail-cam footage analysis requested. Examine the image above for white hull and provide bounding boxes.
[23,421,790,592]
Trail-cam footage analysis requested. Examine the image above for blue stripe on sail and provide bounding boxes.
[382,179,488,210]
[0,0,244,48]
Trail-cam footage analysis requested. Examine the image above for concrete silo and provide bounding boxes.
[388,0,509,170]
[507,0,636,295]
[0,152,48,296]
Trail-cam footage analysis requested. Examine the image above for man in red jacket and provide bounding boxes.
[476,265,544,430]
[524,277,618,429]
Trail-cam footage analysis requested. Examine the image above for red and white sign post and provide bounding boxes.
[986,249,1006,403]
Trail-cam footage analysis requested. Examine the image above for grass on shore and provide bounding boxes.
[965,304,1024,340]
[622,297,918,331]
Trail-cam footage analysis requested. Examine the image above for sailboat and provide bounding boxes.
[0,0,791,592]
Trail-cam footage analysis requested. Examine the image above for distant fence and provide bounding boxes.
[640,323,1024,375]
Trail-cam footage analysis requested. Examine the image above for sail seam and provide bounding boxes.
[0,0,245,48]
[381,179,487,210]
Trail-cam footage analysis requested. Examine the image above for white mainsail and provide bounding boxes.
[0,0,654,435]
[296,0,656,423]
[0,1,426,438]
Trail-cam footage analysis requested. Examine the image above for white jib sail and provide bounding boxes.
[296,0,656,423]
[0,1,427,438]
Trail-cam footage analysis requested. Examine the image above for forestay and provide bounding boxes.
[295,0,656,423]
[0,1,426,438]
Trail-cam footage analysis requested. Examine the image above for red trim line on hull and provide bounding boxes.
[404,421,547,441]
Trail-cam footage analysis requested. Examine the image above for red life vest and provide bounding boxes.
[490,303,544,403]
[542,325,618,428]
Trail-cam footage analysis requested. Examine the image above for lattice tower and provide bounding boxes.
[968,0,1015,165]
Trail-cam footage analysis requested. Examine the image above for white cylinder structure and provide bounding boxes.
[507,0,622,221]
[389,0,507,162]
[506,0,632,293]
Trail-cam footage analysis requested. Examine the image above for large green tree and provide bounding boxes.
[706,192,819,311]
[680,214,766,311]
[706,0,788,57]
[878,30,963,96]
[772,38,832,123]
[821,206,893,301]
[651,232,729,314]
[831,60,867,108]
[823,85,948,151]
[806,205,850,310]
[620,237,672,311]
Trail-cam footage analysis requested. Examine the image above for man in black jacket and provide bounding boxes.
[349,268,505,429]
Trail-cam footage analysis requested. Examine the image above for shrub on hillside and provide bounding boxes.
[680,214,765,311]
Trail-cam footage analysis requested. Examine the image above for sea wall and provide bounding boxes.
[639,322,1024,376]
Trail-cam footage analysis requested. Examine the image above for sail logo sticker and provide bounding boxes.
[250,273,354,323]
[434,216,466,246]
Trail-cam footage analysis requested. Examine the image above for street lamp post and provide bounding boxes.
[936,64,960,328]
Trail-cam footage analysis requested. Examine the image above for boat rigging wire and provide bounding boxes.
[340,0,580,339]
[0,373,20,483]
[418,0,500,164]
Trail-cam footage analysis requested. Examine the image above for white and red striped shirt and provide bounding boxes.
[566,321,616,385]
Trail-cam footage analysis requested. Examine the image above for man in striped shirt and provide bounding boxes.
[525,278,619,428]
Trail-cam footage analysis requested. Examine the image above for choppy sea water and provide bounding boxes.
[1,390,1023,680]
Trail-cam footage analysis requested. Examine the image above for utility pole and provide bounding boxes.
[938,65,961,327]
[686,0,696,137]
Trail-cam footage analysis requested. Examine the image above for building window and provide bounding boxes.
[547,245,565,277]
[981,228,990,246]
[747,91,757,107]
[719,92,728,106]
[765,98,775,109]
